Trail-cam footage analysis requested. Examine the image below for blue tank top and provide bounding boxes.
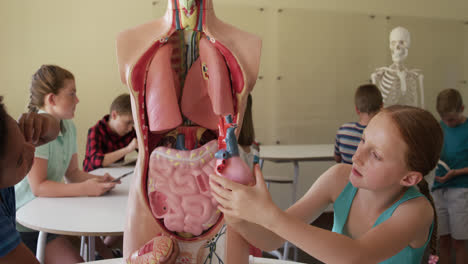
[332,183,433,264]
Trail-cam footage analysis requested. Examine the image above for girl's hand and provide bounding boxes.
[209,164,277,227]
[100,173,119,183]
[83,178,116,196]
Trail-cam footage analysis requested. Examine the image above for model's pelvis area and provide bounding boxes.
[127,31,253,263]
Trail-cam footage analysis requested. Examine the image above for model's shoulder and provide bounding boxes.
[117,18,168,41]
[208,19,262,73]
[212,19,261,45]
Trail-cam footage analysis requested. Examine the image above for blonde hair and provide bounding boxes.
[28,65,74,113]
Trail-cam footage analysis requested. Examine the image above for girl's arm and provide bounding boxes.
[28,155,116,197]
[210,164,433,264]
[28,157,90,197]
[265,197,432,263]
[211,164,348,251]
[65,154,114,183]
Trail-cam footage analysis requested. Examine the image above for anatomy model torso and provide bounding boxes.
[116,0,261,263]
[371,27,425,108]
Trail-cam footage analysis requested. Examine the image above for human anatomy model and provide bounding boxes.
[371,27,424,108]
[116,0,261,263]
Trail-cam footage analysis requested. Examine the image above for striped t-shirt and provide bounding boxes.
[334,122,366,164]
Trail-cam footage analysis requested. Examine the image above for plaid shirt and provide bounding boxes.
[83,115,136,172]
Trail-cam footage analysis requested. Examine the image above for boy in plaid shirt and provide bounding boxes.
[83,93,137,172]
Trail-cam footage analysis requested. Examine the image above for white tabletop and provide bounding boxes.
[79,256,305,264]
[260,144,335,162]
[16,166,133,236]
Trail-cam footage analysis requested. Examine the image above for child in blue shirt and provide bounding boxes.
[334,84,382,164]
[433,88,468,264]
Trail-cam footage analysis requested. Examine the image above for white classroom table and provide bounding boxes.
[259,144,335,260]
[79,256,305,264]
[16,166,134,263]
[260,143,335,202]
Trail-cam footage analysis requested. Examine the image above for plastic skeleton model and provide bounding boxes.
[371,27,425,108]
[116,0,261,263]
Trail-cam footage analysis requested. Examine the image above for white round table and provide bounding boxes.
[16,166,134,263]
[259,144,334,261]
[79,256,305,264]
[260,144,335,162]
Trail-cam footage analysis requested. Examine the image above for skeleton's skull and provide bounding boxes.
[389,27,410,63]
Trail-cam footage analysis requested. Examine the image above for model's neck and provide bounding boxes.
[167,0,215,31]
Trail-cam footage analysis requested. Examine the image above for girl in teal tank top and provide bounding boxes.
[333,182,434,263]
[210,105,442,263]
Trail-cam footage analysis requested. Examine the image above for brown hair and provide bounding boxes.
[238,94,255,146]
[0,96,8,158]
[355,84,383,114]
[110,93,132,115]
[28,65,74,113]
[436,88,463,115]
[383,105,443,256]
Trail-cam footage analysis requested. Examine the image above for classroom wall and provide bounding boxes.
[1,0,467,209]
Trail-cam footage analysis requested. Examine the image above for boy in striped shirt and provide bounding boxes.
[334,84,383,164]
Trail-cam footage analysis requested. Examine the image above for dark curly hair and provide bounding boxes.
[0,96,9,159]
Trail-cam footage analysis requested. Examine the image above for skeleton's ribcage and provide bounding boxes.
[377,71,419,107]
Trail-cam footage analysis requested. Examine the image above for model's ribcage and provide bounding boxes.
[377,71,419,107]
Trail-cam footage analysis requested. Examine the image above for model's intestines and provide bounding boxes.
[148,141,221,236]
